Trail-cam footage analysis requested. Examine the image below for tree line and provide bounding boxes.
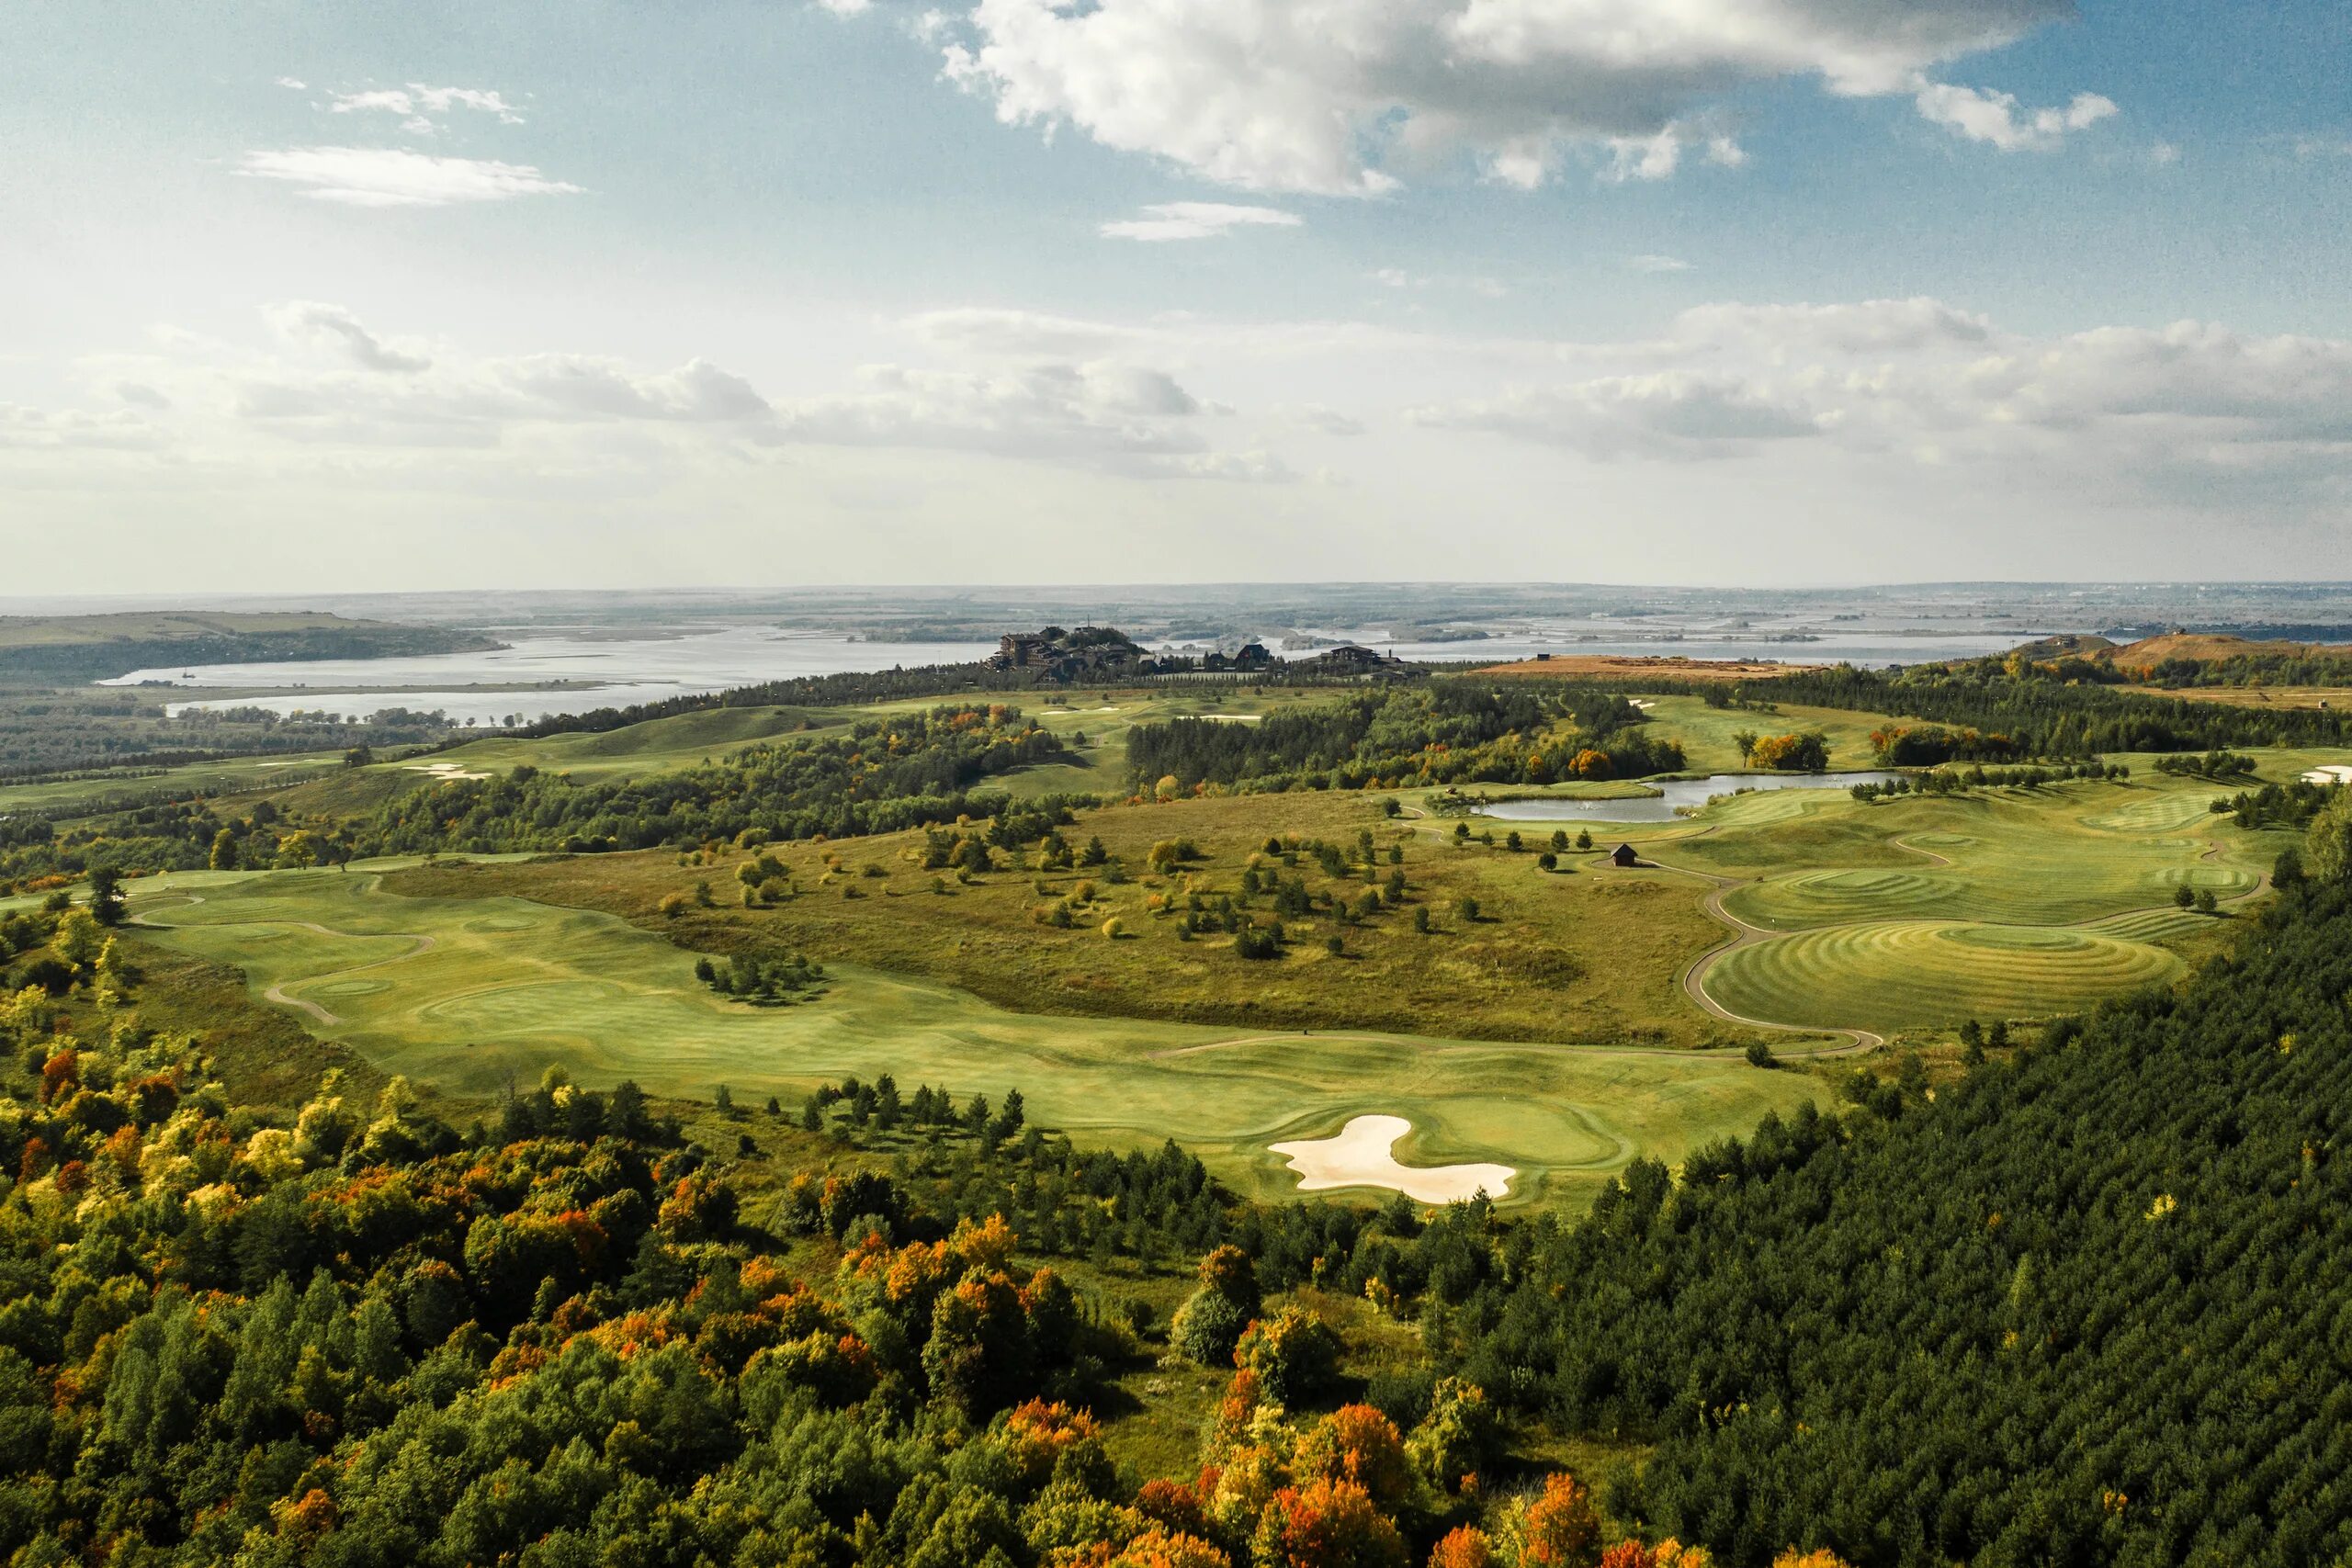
[1128,684,1686,794]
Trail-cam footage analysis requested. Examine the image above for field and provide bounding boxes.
[68,678,2347,1212]
[277,684,1348,818]
[0,609,363,648]
[0,750,345,815]
[1633,694,1899,773]
[120,863,1827,1205]
[2128,684,2352,710]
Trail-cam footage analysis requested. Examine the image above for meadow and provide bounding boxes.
[79,681,2349,1211]
[119,863,1825,1205]
[0,750,345,815]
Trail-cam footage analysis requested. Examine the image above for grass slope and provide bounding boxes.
[0,751,345,814]
[120,864,1826,1206]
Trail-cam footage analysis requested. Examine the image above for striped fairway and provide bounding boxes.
[1707,920,2186,1032]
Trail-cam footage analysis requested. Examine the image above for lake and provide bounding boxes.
[1471,772,1905,823]
[109,627,1000,725]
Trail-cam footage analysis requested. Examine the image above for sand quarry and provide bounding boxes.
[1270,1114,1516,1202]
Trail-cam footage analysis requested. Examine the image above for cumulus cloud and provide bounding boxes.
[1417,299,2352,499]
[1660,298,1994,356]
[266,300,434,372]
[1413,372,1823,459]
[40,302,1283,484]
[768,360,1228,472]
[236,147,582,207]
[1099,201,1302,242]
[1911,82,2117,151]
[943,0,2098,193]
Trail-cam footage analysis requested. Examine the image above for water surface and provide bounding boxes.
[1473,771,1904,822]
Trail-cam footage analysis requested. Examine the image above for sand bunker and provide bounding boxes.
[1270,1114,1515,1202]
[405,762,492,782]
[2302,764,2352,785]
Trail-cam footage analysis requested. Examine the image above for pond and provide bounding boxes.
[1470,771,1905,822]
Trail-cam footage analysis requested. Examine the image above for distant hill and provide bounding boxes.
[2108,630,2346,666]
[0,611,500,684]
[2008,629,2352,671]
[2009,632,2117,661]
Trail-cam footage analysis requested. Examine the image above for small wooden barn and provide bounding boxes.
[1611,843,1640,868]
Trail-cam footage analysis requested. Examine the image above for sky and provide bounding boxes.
[3,0,2348,592]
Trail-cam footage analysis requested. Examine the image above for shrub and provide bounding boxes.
[1248,1477,1407,1568]
[1235,1306,1341,1407]
[1170,1288,1250,1368]
[1517,1472,1600,1567]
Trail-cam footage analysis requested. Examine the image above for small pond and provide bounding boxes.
[1470,771,1905,823]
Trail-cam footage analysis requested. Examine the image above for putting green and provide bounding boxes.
[123,866,1826,1206]
[1707,920,2186,1032]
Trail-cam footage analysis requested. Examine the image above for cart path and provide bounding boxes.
[130,895,438,1029]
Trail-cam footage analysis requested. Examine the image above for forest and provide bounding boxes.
[6,767,2352,1565]
[1127,685,1685,793]
[1731,661,2352,759]
[345,704,1078,857]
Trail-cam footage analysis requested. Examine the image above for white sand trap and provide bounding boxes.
[1270,1114,1515,1202]
[405,762,492,782]
[1194,713,1264,723]
[2302,764,2352,785]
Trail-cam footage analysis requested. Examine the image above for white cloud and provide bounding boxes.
[236,147,582,207]
[2150,140,2180,166]
[1415,300,2352,497]
[1630,254,1692,274]
[2294,137,2352,160]
[0,405,162,451]
[1289,403,1367,436]
[326,85,526,126]
[41,303,1283,484]
[275,76,307,91]
[1659,298,1994,357]
[1414,372,1823,458]
[943,0,2094,194]
[1911,82,2117,152]
[815,0,872,13]
[769,360,1221,470]
[900,307,1150,361]
[266,300,434,372]
[1100,200,1303,242]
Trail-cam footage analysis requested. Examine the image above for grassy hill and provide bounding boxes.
[120,863,1826,1205]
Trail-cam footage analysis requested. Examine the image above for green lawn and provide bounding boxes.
[1637,694,1901,773]
[121,864,1827,1208]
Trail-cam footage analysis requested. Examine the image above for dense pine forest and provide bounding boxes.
[1736,661,2352,760]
